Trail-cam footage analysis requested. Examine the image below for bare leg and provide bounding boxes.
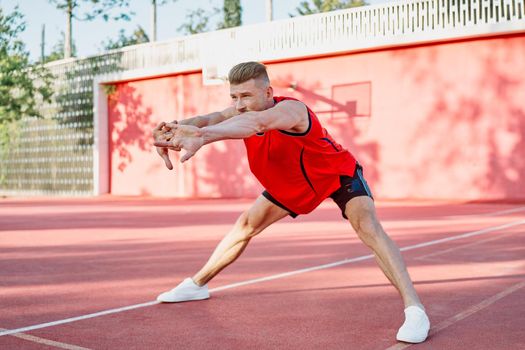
[345,196,423,309]
[192,195,289,286]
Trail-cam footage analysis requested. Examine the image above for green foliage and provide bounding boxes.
[218,0,242,29]
[156,0,179,6]
[0,119,21,186]
[102,83,117,96]
[178,0,242,35]
[48,0,134,22]
[48,0,135,59]
[292,0,368,16]
[102,26,149,50]
[177,8,219,35]
[0,7,53,126]
[0,7,53,188]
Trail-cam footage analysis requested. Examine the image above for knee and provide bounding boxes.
[345,198,385,247]
[351,212,384,248]
[235,212,259,240]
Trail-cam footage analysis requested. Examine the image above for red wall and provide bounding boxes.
[108,34,525,200]
[108,73,261,197]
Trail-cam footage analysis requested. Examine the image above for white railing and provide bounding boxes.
[46,0,525,83]
[203,0,525,82]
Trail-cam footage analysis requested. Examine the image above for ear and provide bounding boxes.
[266,85,274,99]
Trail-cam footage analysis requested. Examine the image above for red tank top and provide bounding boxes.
[243,96,357,214]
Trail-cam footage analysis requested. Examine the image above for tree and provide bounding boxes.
[177,8,218,35]
[151,0,158,41]
[292,0,367,16]
[42,31,77,63]
[102,26,149,50]
[48,0,134,59]
[150,0,178,42]
[178,0,242,36]
[0,7,53,126]
[266,0,273,21]
[218,0,242,29]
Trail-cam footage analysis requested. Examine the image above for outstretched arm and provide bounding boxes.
[153,106,239,169]
[201,100,307,143]
[176,106,239,127]
[154,100,308,162]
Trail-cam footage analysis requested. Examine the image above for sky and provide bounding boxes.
[1,0,388,62]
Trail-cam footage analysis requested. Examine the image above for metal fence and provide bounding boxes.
[1,0,523,196]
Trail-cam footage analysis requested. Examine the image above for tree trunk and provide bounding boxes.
[65,0,72,58]
[151,0,157,42]
[266,0,273,21]
[40,24,45,62]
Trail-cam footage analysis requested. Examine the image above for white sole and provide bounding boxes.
[157,293,210,303]
[396,334,428,343]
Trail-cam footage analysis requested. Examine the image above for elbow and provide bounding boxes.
[254,120,270,134]
[247,113,270,134]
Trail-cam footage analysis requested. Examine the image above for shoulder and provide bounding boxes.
[260,98,309,134]
[269,100,309,129]
[273,96,308,113]
[274,96,300,104]
[271,99,307,115]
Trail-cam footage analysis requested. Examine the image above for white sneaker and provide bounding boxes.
[156,278,210,303]
[396,306,430,343]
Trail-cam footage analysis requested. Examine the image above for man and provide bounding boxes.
[153,62,430,343]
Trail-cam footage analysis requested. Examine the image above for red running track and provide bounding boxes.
[1,197,524,349]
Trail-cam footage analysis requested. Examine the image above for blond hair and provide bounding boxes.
[228,61,270,85]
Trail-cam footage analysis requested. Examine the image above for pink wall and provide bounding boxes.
[108,73,261,197]
[108,34,525,200]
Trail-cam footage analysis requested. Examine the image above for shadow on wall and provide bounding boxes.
[197,140,256,198]
[108,84,155,173]
[403,38,525,199]
[173,77,260,198]
[482,43,525,199]
[193,74,380,197]
[273,74,380,186]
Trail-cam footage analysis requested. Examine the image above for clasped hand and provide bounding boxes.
[152,121,204,170]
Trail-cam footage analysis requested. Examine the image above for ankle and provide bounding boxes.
[405,302,425,312]
[191,277,206,287]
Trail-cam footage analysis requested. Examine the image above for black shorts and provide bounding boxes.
[329,164,374,219]
[262,164,373,220]
[262,191,299,218]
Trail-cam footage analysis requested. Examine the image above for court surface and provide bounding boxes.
[1,197,524,349]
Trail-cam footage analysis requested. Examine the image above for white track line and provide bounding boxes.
[398,220,525,253]
[1,219,524,338]
[479,206,525,217]
[414,230,518,261]
[444,206,525,218]
[384,280,525,350]
[0,302,159,338]
[0,328,91,350]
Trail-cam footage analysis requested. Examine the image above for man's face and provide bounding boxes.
[230,78,273,113]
